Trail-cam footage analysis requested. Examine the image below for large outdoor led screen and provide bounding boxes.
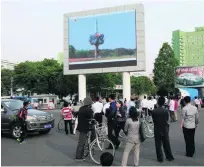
[68,10,136,70]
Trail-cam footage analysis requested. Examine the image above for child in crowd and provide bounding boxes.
[61,102,73,135]
[100,152,114,166]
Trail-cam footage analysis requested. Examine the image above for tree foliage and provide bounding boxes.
[13,59,77,97]
[69,45,136,59]
[153,42,179,96]
[131,76,156,96]
[1,69,14,96]
[12,58,122,98]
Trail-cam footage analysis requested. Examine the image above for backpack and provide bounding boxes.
[15,108,24,120]
[139,119,146,142]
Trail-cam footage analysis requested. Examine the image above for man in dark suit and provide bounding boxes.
[75,97,94,161]
[152,96,174,162]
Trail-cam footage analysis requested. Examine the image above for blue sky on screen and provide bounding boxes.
[69,11,136,50]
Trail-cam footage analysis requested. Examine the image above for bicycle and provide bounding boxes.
[118,109,154,139]
[83,119,115,165]
[142,118,154,138]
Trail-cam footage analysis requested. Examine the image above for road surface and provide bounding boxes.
[2,108,204,166]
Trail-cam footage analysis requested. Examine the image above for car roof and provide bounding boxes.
[1,99,21,102]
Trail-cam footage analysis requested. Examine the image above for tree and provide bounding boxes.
[153,42,179,96]
[131,76,156,96]
[1,69,15,96]
[13,59,78,98]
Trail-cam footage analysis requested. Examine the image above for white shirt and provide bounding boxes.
[92,101,103,114]
[194,99,200,105]
[147,100,154,110]
[127,101,135,113]
[103,102,110,115]
[141,99,148,108]
[152,99,157,105]
[169,100,175,111]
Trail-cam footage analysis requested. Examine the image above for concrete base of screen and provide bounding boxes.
[78,74,86,101]
[123,72,131,101]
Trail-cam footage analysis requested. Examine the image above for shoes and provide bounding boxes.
[157,159,163,163]
[17,138,25,144]
[106,146,113,149]
[166,157,174,161]
[106,144,114,149]
[75,158,85,161]
[115,142,121,150]
[185,154,193,157]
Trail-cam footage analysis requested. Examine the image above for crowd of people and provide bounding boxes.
[15,94,200,166]
[58,94,200,166]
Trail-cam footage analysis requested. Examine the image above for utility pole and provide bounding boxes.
[10,77,13,97]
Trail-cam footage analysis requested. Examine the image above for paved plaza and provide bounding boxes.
[2,109,204,166]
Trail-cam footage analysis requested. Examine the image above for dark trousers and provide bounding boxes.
[154,127,174,161]
[183,127,196,157]
[94,112,103,126]
[108,121,120,146]
[75,131,95,159]
[75,132,87,159]
[169,110,175,122]
[148,109,152,116]
[115,121,125,138]
[64,120,73,134]
[142,108,148,117]
[18,119,27,142]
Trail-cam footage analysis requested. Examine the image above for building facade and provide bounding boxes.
[57,52,63,64]
[172,27,204,66]
[1,60,17,70]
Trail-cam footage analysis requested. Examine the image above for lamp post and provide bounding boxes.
[10,77,13,96]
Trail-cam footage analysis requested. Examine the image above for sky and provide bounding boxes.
[1,0,204,73]
[69,11,136,50]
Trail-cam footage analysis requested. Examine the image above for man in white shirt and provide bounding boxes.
[169,97,175,122]
[127,96,136,115]
[141,96,148,117]
[92,97,103,125]
[194,96,200,108]
[152,96,157,109]
[103,98,110,115]
[147,96,155,114]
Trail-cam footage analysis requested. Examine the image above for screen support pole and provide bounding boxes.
[123,72,131,101]
[78,74,86,102]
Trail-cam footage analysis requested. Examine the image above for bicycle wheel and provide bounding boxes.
[90,138,115,165]
[58,118,64,130]
[144,123,154,138]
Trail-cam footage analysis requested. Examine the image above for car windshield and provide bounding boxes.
[3,100,23,111]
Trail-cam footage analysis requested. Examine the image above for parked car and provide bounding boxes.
[1,99,55,139]
[176,73,203,86]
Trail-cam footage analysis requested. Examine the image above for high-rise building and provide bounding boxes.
[172,27,204,66]
[57,52,63,64]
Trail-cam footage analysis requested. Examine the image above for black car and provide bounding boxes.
[1,99,55,139]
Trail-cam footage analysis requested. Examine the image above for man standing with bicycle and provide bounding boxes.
[75,97,94,161]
